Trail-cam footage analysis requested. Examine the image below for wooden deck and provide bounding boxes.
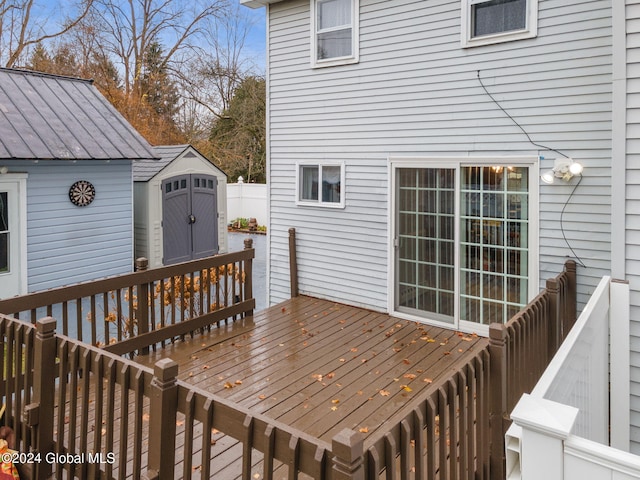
[137,295,486,445]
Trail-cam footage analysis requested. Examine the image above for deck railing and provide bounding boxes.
[0,240,254,356]
[505,276,630,480]
[359,260,577,479]
[1,313,359,480]
[0,258,577,480]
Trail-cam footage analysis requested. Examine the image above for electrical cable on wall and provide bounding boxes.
[477,69,586,268]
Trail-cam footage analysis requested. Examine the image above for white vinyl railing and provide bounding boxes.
[506,277,634,480]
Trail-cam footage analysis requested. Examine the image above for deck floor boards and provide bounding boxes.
[49,296,486,479]
[137,296,486,445]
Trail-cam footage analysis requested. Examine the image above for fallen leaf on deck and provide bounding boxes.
[258,395,266,400]
[350,347,358,352]
[202,365,210,370]
[379,390,390,397]
[339,358,346,362]
[235,379,243,385]
[461,337,472,342]
[176,420,185,427]
[359,427,369,433]
[193,465,202,471]
[403,359,411,365]
[423,378,433,383]
[401,385,412,392]
[332,399,340,404]
[312,374,323,382]
[142,413,150,421]
[403,373,417,379]
[254,474,261,479]
[326,372,336,379]
[331,406,338,411]
[357,390,363,395]
[443,351,451,356]
[224,382,234,389]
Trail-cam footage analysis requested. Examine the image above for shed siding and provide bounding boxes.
[4,160,133,291]
[627,0,640,455]
[137,152,228,268]
[267,0,612,308]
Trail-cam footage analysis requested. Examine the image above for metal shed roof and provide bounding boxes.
[133,145,226,181]
[0,68,157,161]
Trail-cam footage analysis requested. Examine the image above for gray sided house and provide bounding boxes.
[0,68,156,299]
[243,0,640,453]
[133,145,228,268]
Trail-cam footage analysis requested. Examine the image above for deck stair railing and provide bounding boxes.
[0,239,254,356]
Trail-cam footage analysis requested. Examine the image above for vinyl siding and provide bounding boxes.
[267,0,612,310]
[4,160,133,291]
[627,0,640,455]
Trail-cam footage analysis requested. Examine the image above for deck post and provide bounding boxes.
[488,323,507,480]
[289,228,299,298]
[244,238,254,318]
[147,358,179,480]
[546,276,560,356]
[332,429,364,480]
[135,257,150,355]
[564,259,577,331]
[29,317,57,480]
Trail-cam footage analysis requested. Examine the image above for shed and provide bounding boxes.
[133,145,228,268]
[0,68,156,299]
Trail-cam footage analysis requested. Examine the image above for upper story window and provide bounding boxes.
[311,0,359,67]
[297,162,345,208]
[461,0,538,48]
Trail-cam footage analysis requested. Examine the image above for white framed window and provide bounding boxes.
[311,0,359,67]
[390,157,539,336]
[461,0,538,48]
[296,162,345,208]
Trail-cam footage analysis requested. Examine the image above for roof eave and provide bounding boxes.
[240,0,283,8]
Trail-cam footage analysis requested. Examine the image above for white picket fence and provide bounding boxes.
[506,277,636,480]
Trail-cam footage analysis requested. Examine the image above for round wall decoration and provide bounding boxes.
[69,180,96,207]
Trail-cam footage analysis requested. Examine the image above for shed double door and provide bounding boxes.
[162,174,218,265]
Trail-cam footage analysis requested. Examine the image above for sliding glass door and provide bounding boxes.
[394,162,533,331]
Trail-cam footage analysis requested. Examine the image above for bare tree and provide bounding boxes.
[180,4,257,120]
[93,0,227,98]
[1,0,94,67]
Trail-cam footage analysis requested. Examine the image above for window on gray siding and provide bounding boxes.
[472,0,526,37]
[462,0,537,47]
[297,163,345,207]
[312,0,359,67]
